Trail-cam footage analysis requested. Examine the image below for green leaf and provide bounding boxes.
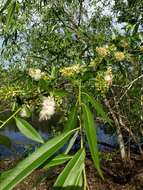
[0,169,13,182]
[82,103,103,178]
[64,131,78,154]
[76,172,83,188]
[0,134,12,149]
[0,0,12,14]
[66,0,73,3]
[53,90,67,97]
[64,105,78,132]
[0,129,75,190]
[15,117,44,144]
[43,154,72,169]
[82,92,112,125]
[5,1,16,31]
[54,149,85,188]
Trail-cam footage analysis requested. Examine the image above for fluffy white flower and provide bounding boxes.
[39,97,55,121]
[28,68,45,81]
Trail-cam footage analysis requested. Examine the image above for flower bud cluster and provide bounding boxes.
[96,47,109,58]
[60,64,81,77]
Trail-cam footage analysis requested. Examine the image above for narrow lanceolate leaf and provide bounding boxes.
[5,1,16,31]
[54,149,85,188]
[0,169,13,182]
[15,117,44,144]
[0,134,12,149]
[82,92,112,125]
[82,103,103,178]
[64,105,78,132]
[64,131,78,154]
[0,130,75,190]
[43,154,72,169]
[74,172,83,189]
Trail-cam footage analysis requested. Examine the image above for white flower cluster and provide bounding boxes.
[39,96,56,121]
[28,68,45,81]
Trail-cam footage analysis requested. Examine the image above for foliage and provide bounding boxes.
[0,0,143,189]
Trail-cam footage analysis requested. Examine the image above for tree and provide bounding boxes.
[0,0,143,189]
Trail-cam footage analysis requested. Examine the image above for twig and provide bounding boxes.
[0,108,21,129]
[118,74,143,102]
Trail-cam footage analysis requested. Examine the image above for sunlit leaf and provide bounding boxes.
[15,117,44,144]
[64,105,78,132]
[54,149,85,188]
[82,92,112,125]
[53,90,67,97]
[0,129,75,190]
[0,169,13,182]
[64,131,79,154]
[5,1,16,31]
[43,154,72,169]
[82,103,103,178]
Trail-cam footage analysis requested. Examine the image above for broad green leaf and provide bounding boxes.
[0,129,75,190]
[82,92,112,125]
[64,105,78,132]
[54,149,85,188]
[15,117,44,144]
[82,103,103,178]
[0,134,12,149]
[43,154,72,169]
[64,131,78,154]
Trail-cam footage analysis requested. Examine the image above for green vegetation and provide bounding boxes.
[0,0,143,189]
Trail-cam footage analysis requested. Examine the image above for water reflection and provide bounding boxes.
[0,113,117,159]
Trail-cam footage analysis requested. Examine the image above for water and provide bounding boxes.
[0,114,117,159]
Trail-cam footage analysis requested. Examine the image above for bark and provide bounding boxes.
[104,98,127,162]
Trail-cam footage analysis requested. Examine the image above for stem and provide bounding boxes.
[0,108,21,129]
[78,81,87,189]
[118,74,143,103]
[83,167,87,190]
[78,81,83,148]
[78,80,82,106]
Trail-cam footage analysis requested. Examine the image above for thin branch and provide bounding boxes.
[78,0,84,26]
[118,74,143,103]
[104,97,126,162]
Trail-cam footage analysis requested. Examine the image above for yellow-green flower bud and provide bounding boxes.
[114,52,125,61]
